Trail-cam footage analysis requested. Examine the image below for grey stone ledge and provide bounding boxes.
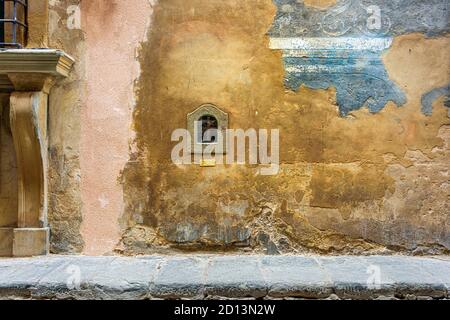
[0,255,448,300]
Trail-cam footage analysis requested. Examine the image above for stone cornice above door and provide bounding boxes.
[0,49,75,92]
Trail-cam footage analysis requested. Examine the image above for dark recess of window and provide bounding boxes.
[0,0,27,48]
[199,115,219,144]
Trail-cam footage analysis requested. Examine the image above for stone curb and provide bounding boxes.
[0,255,449,300]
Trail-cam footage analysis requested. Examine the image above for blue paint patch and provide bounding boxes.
[270,0,450,38]
[269,0,449,116]
[283,48,407,115]
[421,85,450,116]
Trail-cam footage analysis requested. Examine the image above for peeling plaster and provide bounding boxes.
[270,37,406,115]
[269,0,450,114]
[422,85,450,116]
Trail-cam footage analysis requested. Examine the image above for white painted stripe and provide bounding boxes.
[269,37,393,51]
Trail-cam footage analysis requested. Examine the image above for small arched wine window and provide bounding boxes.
[187,104,229,155]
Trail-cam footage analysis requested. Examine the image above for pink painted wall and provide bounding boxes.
[80,0,153,255]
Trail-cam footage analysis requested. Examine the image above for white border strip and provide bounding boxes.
[269,37,393,51]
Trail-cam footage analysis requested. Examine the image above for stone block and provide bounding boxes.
[205,256,267,298]
[318,256,394,299]
[13,228,49,257]
[0,228,13,257]
[363,256,447,298]
[36,256,163,300]
[151,257,206,298]
[261,256,332,298]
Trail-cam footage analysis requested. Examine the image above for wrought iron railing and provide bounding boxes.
[0,0,28,48]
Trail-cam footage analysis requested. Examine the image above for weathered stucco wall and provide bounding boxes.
[120,0,450,255]
[46,0,85,253]
[1,0,448,256]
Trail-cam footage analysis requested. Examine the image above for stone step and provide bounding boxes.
[0,255,449,300]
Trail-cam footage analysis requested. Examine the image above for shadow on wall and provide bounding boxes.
[0,94,17,228]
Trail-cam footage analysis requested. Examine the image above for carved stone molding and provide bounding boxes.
[0,49,74,77]
[0,49,74,257]
[10,92,48,229]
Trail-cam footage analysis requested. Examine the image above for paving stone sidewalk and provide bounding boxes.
[0,255,449,300]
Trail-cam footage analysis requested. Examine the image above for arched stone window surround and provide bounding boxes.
[187,104,229,155]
